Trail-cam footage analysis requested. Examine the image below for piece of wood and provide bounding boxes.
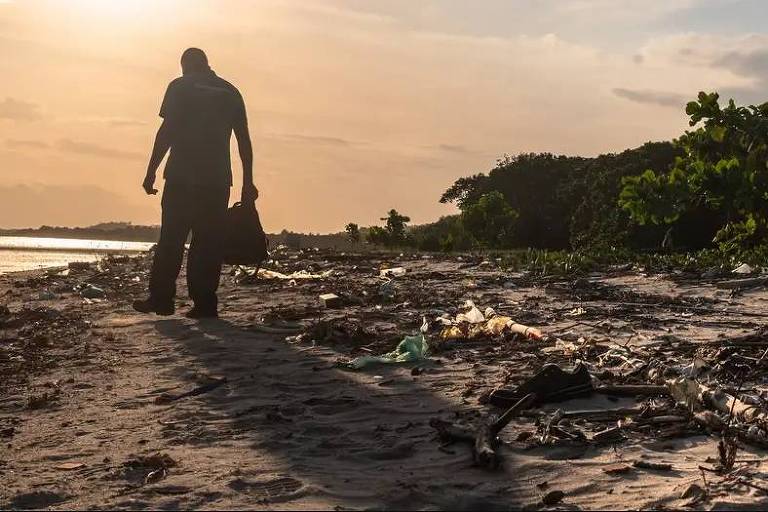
[475,393,538,469]
[716,277,768,290]
[596,385,670,397]
[633,460,673,471]
[430,393,537,470]
[603,463,633,475]
[521,407,644,421]
[319,293,342,308]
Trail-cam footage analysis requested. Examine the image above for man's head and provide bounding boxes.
[181,48,209,75]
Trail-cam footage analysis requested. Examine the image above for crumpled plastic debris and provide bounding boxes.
[36,290,56,301]
[456,301,485,324]
[80,284,106,299]
[438,300,543,341]
[236,267,334,283]
[379,267,407,278]
[594,345,646,372]
[345,319,429,370]
[733,263,755,274]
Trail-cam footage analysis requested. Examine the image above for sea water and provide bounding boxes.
[0,236,152,274]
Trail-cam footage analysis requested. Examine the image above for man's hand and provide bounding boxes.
[142,173,158,195]
[241,182,258,203]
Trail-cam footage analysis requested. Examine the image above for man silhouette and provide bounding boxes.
[134,48,257,318]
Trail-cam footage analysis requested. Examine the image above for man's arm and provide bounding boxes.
[142,120,172,195]
[234,114,257,203]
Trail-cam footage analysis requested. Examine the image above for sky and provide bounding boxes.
[0,0,767,231]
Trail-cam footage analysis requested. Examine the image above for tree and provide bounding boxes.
[441,153,583,249]
[620,92,768,251]
[460,191,518,248]
[381,209,411,246]
[363,210,412,247]
[345,223,361,243]
[366,226,389,246]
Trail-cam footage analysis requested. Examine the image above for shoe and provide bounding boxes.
[185,307,218,319]
[488,363,593,408]
[132,298,175,316]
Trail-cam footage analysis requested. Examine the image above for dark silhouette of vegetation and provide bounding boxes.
[359,92,766,255]
[345,223,361,243]
[366,210,411,247]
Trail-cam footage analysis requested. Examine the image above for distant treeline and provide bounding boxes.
[0,222,357,251]
[0,223,162,243]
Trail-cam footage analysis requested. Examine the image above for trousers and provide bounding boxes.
[149,183,230,309]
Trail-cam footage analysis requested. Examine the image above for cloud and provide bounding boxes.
[638,33,768,104]
[107,118,147,128]
[6,139,49,149]
[276,133,357,146]
[57,138,143,160]
[435,144,474,154]
[0,97,43,121]
[612,88,687,107]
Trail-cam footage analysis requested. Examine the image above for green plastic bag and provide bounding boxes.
[345,333,429,370]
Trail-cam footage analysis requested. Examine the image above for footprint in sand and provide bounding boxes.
[302,396,362,416]
[5,490,69,510]
[227,476,305,504]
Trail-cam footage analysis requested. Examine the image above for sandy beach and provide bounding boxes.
[3,249,768,510]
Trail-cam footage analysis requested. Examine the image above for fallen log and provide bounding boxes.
[715,277,768,290]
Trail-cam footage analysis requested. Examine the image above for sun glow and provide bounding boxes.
[64,0,177,24]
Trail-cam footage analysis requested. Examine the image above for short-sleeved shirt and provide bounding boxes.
[159,70,245,187]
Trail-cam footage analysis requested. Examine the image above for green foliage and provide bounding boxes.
[567,142,689,250]
[381,209,411,245]
[345,222,361,243]
[620,92,768,251]
[441,153,583,248]
[366,226,389,246]
[409,215,474,252]
[363,209,412,248]
[459,191,518,248]
[439,144,691,250]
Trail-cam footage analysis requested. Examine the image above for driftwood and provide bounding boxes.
[521,407,644,422]
[596,385,670,397]
[715,276,768,290]
[431,393,537,470]
[694,410,768,449]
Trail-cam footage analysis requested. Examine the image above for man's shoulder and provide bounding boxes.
[167,76,186,87]
[211,76,241,96]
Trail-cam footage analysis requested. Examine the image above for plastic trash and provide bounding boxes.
[733,263,755,274]
[456,305,485,324]
[345,333,429,370]
[80,285,106,299]
[259,269,333,280]
[379,267,407,278]
[379,280,396,299]
[345,319,429,370]
[236,267,333,283]
[438,302,545,341]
